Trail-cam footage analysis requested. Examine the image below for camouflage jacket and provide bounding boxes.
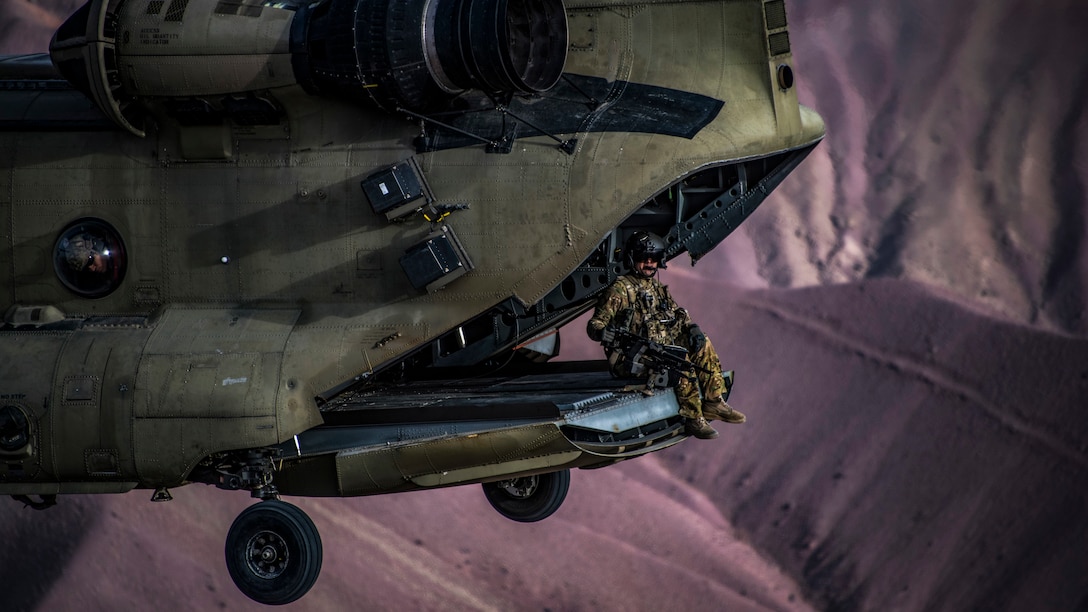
[587,274,694,346]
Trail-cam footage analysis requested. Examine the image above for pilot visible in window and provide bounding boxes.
[62,234,110,275]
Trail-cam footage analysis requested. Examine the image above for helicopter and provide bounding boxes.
[0,0,823,604]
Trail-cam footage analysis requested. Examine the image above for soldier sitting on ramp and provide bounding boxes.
[587,231,746,440]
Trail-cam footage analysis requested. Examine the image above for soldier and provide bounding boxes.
[587,231,746,440]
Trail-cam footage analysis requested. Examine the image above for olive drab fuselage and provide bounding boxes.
[0,0,823,603]
[0,0,823,495]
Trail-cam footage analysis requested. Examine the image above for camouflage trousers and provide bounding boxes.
[675,337,729,419]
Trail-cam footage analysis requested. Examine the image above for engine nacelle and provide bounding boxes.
[298,0,568,111]
[49,0,568,136]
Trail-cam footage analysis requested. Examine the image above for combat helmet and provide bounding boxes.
[623,231,668,270]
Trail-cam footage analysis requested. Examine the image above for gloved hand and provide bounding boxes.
[688,325,707,353]
[600,326,617,345]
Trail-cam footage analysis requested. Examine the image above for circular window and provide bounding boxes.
[53,218,128,298]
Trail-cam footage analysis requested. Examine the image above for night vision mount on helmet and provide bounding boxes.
[624,231,669,271]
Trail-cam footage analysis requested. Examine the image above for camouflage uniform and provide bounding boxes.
[587,273,728,419]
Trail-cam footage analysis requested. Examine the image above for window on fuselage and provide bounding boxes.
[53,218,128,298]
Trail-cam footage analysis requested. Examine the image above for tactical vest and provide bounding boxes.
[612,275,688,345]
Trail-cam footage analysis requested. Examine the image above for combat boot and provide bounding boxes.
[702,397,746,424]
[683,416,719,439]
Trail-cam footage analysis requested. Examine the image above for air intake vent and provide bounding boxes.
[400,225,475,292]
[764,1,787,30]
[768,31,791,56]
[164,0,189,22]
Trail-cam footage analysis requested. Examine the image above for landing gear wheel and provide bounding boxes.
[225,500,322,605]
[482,469,570,522]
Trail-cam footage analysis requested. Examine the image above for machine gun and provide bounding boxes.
[600,326,715,390]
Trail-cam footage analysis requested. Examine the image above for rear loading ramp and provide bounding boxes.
[273,362,687,497]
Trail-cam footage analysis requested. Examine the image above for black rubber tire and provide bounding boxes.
[225,500,323,605]
[482,470,570,522]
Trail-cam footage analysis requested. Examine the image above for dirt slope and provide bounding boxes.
[660,278,1088,611]
[699,0,1088,336]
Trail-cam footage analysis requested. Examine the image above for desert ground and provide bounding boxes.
[2,1,1086,610]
